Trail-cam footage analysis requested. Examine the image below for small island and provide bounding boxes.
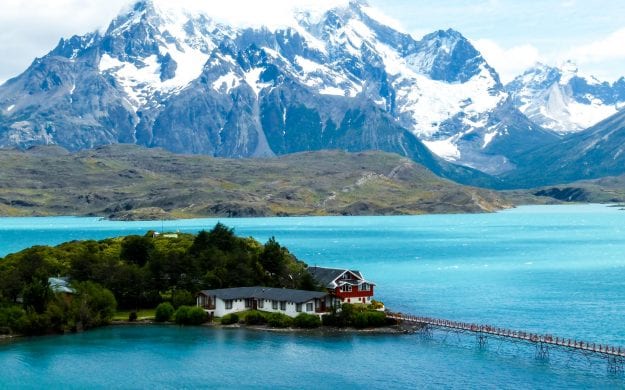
[0,223,393,337]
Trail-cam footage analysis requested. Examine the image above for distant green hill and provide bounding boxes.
[0,145,510,219]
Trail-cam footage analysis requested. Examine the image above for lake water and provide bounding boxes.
[1,204,625,388]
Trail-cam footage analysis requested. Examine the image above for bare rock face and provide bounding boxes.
[0,0,557,185]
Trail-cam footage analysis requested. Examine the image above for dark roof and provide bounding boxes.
[307,267,348,286]
[307,266,372,288]
[198,286,326,304]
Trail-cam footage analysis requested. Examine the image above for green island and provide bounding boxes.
[0,223,393,337]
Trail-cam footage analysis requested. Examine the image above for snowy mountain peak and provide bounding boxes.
[0,0,552,176]
[507,62,625,133]
[407,29,500,85]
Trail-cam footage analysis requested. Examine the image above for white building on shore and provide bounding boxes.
[196,286,328,318]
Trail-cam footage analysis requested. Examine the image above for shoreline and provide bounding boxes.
[110,319,412,335]
[6,203,624,223]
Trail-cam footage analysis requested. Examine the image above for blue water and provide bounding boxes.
[1,204,625,388]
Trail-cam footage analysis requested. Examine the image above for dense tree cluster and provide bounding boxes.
[0,223,316,335]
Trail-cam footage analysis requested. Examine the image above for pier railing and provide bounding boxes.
[387,312,625,358]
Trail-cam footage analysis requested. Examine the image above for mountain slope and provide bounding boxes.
[0,0,555,177]
[499,108,625,188]
[0,145,510,219]
[507,61,625,133]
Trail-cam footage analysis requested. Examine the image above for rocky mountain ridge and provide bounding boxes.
[0,0,555,177]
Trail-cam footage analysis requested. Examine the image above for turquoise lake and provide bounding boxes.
[1,204,625,388]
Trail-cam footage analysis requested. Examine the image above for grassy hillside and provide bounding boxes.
[0,145,510,219]
[527,175,625,203]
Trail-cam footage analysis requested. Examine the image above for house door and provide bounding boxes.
[252,299,258,310]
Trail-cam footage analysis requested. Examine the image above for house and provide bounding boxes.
[196,286,328,318]
[307,266,375,306]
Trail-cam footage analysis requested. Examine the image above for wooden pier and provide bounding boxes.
[387,312,625,372]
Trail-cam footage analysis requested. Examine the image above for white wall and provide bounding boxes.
[200,297,320,318]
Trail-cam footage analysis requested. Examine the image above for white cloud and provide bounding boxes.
[472,39,541,83]
[565,27,625,65]
[0,0,130,83]
[151,0,353,30]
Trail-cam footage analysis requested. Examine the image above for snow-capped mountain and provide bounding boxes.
[0,0,555,177]
[506,61,625,133]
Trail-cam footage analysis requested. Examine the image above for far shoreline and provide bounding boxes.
[6,203,624,223]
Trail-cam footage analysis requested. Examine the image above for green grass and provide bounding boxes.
[113,309,156,321]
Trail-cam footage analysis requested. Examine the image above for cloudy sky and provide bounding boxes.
[1,0,624,83]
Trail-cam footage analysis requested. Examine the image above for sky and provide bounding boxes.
[0,0,624,84]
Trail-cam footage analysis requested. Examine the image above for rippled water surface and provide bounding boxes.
[1,204,625,388]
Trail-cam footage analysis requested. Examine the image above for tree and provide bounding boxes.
[298,271,319,291]
[21,278,52,314]
[208,223,236,251]
[71,281,117,328]
[172,289,195,309]
[259,237,287,276]
[189,230,211,255]
[120,236,154,267]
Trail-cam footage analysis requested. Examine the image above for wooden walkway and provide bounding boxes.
[387,312,625,358]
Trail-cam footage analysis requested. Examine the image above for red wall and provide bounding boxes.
[334,285,374,299]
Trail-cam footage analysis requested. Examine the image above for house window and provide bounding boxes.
[360,283,370,291]
[280,301,286,310]
[245,299,251,308]
[306,303,313,312]
[272,300,278,310]
[341,272,351,280]
[225,300,233,309]
[341,285,352,292]
[258,299,264,309]
[296,303,302,312]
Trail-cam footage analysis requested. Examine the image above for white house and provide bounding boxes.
[196,286,328,318]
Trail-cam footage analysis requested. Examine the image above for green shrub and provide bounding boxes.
[266,312,293,328]
[187,307,208,325]
[0,306,26,329]
[352,312,368,329]
[128,311,138,322]
[293,313,321,329]
[244,310,267,325]
[220,313,239,325]
[14,309,51,335]
[352,311,388,329]
[370,299,384,310]
[155,302,175,322]
[366,311,387,327]
[321,314,337,327]
[174,306,191,325]
[174,306,208,325]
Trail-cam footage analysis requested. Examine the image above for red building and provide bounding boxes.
[307,266,375,306]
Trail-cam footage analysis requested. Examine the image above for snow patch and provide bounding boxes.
[483,131,497,148]
[319,86,346,96]
[423,139,461,161]
[6,105,15,112]
[295,56,324,73]
[212,72,240,93]
[244,68,271,96]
